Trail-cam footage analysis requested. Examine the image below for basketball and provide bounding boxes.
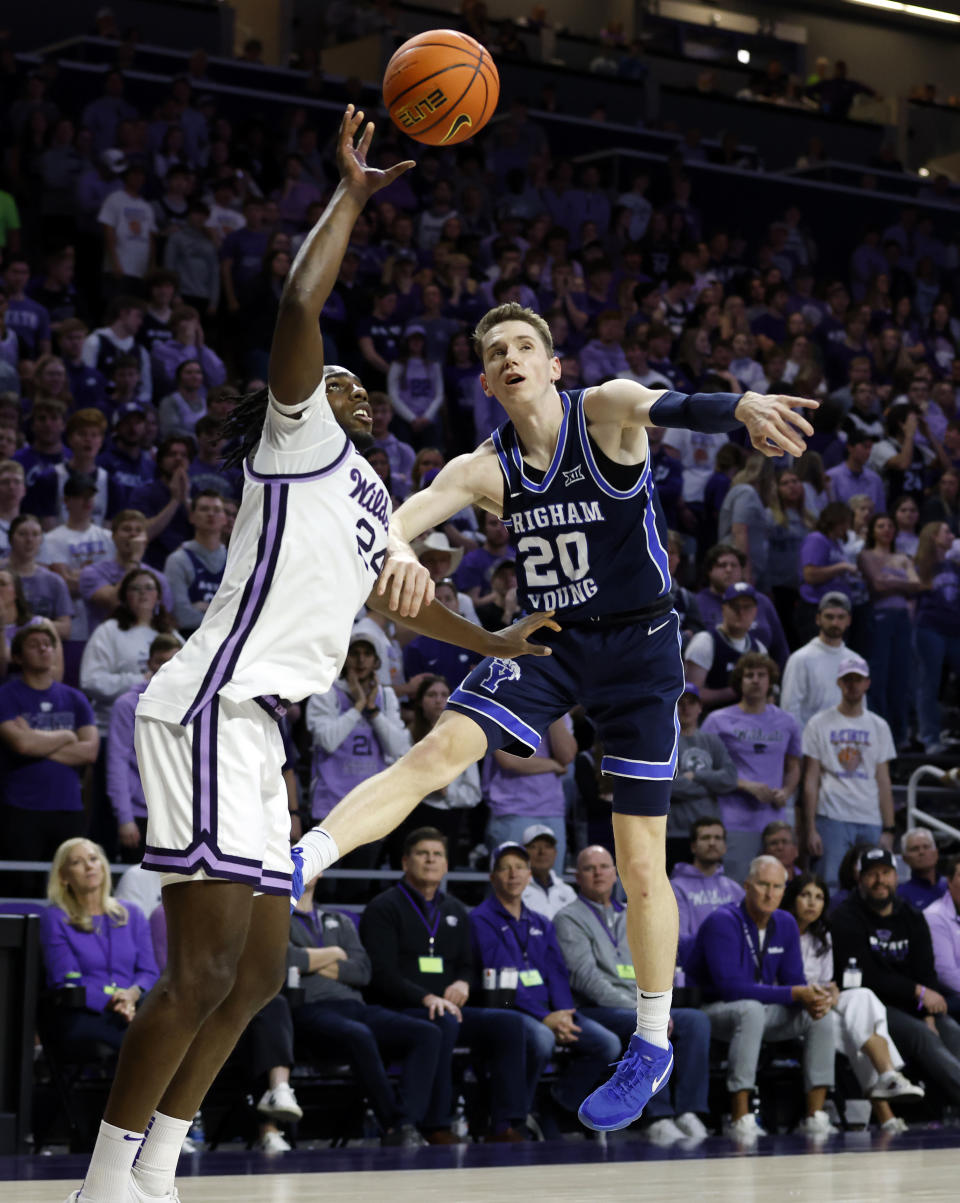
[383,30,500,147]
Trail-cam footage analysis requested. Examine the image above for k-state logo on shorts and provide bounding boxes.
[481,658,520,693]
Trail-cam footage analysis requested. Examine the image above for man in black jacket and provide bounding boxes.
[359,827,531,1142]
[831,847,960,1106]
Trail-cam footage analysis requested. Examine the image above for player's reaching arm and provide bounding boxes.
[367,588,558,659]
[376,441,505,616]
[268,106,413,408]
[584,379,818,459]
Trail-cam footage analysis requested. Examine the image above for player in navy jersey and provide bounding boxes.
[295,300,817,1133]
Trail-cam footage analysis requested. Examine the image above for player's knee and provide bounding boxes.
[406,721,477,790]
[162,955,239,1021]
[617,848,665,900]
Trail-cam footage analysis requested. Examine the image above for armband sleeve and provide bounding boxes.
[648,391,742,434]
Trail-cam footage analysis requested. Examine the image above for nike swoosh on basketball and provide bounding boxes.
[647,619,670,636]
[651,1053,674,1093]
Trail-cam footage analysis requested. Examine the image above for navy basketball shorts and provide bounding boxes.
[447,610,685,817]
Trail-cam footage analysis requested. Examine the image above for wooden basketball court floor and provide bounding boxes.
[2,1132,958,1203]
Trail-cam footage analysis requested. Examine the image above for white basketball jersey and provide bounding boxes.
[138,381,391,726]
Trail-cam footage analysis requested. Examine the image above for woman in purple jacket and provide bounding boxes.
[40,838,159,1052]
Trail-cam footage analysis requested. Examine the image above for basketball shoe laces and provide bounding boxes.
[607,1045,657,1099]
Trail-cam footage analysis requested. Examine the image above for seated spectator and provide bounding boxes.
[579,311,629,385]
[474,558,519,632]
[80,568,180,736]
[0,461,25,556]
[37,474,114,684]
[782,873,923,1129]
[157,360,207,440]
[0,513,72,640]
[306,625,410,866]
[99,404,156,514]
[521,823,576,920]
[454,511,515,607]
[78,509,174,635]
[470,841,622,1123]
[684,583,768,713]
[555,844,712,1144]
[485,714,576,873]
[129,435,194,569]
[897,828,948,910]
[39,838,158,1054]
[924,854,960,1015]
[162,490,227,633]
[408,531,480,624]
[700,651,802,894]
[780,592,853,733]
[694,544,788,669]
[387,675,481,866]
[688,855,838,1141]
[107,633,181,859]
[0,624,98,880]
[0,570,54,680]
[831,847,960,1108]
[914,521,960,755]
[360,828,531,1143]
[290,872,439,1146]
[51,409,111,527]
[803,654,896,887]
[671,817,745,965]
[401,577,481,690]
[667,684,738,869]
[151,306,226,398]
[762,820,802,878]
[81,296,151,404]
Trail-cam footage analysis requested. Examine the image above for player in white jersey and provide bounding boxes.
[66,108,556,1203]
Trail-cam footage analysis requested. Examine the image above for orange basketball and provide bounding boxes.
[383,30,499,147]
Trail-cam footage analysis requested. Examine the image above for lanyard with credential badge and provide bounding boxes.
[581,898,634,979]
[398,883,445,973]
[737,911,766,982]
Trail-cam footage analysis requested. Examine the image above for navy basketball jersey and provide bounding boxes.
[491,389,672,620]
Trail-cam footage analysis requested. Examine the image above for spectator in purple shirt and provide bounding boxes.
[15,398,69,511]
[672,818,745,964]
[797,502,871,651]
[0,624,98,880]
[925,854,960,1015]
[150,307,226,398]
[273,154,324,232]
[454,511,515,605]
[897,828,949,911]
[99,404,156,515]
[40,838,157,1054]
[688,856,838,1142]
[0,514,72,640]
[825,430,886,514]
[3,256,51,360]
[78,509,174,635]
[129,436,193,570]
[579,312,630,385]
[701,653,802,885]
[749,284,789,350]
[220,198,269,314]
[107,633,181,861]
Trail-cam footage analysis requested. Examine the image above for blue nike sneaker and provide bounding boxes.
[289,846,305,913]
[578,1035,674,1132]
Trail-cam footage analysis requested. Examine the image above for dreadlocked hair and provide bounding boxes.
[220,385,269,470]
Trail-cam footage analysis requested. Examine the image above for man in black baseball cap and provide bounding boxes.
[830,845,960,1109]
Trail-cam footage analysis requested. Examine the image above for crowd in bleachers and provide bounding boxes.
[1,3,960,1152]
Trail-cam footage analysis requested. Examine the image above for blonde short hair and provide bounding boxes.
[473,303,554,362]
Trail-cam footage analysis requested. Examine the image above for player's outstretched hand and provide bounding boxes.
[377,546,435,618]
[337,104,415,204]
[491,610,561,658]
[735,392,818,458]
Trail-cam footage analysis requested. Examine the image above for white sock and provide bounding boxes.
[78,1119,145,1202]
[635,987,672,1049]
[131,1111,191,1199]
[295,826,340,882]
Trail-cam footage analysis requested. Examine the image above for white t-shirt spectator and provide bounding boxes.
[98,190,157,279]
[37,521,114,643]
[684,629,767,673]
[802,705,895,825]
[663,429,729,503]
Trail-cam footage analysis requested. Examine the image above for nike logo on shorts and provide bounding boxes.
[647,619,671,636]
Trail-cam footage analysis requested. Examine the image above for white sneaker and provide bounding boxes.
[128,1180,182,1201]
[180,1135,198,1154]
[256,1129,291,1153]
[800,1110,839,1137]
[725,1113,766,1141]
[256,1082,303,1122]
[645,1117,686,1144]
[881,1116,908,1134]
[870,1070,925,1100]
[674,1111,709,1140]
